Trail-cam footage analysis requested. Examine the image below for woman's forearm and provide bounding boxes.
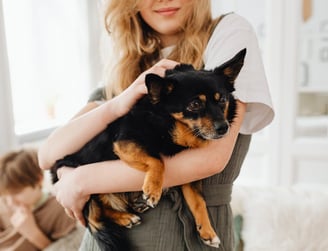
[74,101,245,196]
[38,99,122,170]
[75,141,230,196]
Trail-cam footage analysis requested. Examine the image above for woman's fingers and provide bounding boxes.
[73,210,86,226]
[64,208,74,218]
[54,166,88,226]
[56,166,72,179]
[145,59,179,77]
[64,207,86,226]
[155,58,180,70]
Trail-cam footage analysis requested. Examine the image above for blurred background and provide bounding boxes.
[1,0,328,188]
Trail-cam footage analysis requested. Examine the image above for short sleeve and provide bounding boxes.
[88,87,106,104]
[204,13,274,134]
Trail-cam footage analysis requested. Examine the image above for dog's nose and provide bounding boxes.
[214,121,229,135]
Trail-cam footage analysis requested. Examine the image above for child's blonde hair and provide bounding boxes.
[0,149,43,195]
[103,0,219,98]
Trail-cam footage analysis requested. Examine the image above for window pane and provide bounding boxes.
[297,0,328,138]
[3,0,94,135]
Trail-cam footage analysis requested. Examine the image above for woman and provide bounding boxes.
[38,0,274,250]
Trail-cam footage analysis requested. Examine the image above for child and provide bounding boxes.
[0,148,77,251]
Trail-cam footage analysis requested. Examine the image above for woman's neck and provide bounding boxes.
[159,33,181,48]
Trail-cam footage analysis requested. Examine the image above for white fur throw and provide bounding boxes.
[231,186,328,251]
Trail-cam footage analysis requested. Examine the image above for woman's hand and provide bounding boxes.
[112,59,179,116]
[54,167,90,226]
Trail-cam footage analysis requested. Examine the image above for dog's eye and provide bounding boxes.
[218,96,227,104]
[186,100,204,112]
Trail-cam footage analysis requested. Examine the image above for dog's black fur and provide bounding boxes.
[51,49,246,251]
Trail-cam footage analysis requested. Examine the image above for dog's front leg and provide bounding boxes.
[114,140,164,209]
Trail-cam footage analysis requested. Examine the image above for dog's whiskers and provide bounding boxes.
[192,128,204,138]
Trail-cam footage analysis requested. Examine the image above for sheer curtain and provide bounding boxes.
[1,0,103,147]
[0,0,16,154]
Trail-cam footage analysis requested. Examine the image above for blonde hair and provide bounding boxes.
[0,149,43,195]
[103,0,219,98]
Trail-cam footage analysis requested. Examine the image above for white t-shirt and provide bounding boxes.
[204,13,274,134]
[161,13,274,135]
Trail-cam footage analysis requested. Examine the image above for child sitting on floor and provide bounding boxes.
[0,148,77,251]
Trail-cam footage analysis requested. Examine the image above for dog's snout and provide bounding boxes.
[214,121,229,135]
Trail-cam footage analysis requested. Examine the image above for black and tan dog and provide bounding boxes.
[51,48,246,251]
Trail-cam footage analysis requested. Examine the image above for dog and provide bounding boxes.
[51,48,246,251]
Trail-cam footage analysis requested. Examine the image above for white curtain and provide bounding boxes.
[0,0,16,154]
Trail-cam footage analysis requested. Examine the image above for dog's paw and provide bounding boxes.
[125,214,142,228]
[201,235,220,248]
[142,192,160,208]
[197,225,220,248]
[142,185,162,208]
[131,197,151,213]
[116,213,141,228]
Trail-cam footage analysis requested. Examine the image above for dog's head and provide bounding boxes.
[145,48,246,140]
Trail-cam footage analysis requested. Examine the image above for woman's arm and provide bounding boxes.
[83,101,245,191]
[38,97,124,170]
[54,101,246,224]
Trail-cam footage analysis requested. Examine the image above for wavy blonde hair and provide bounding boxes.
[103,0,219,98]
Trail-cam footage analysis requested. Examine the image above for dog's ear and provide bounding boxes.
[145,73,174,104]
[214,48,246,84]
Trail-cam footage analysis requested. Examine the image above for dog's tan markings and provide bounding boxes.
[87,199,103,233]
[214,93,220,101]
[88,194,140,229]
[196,117,221,139]
[224,101,230,119]
[171,120,208,148]
[182,183,220,247]
[172,112,218,142]
[172,113,200,130]
[199,117,214,132]
[103,208,140,228]
[99,193,127,212]
[113,141,164,207]
[172,112,183,120]
[167,82,174,93]
[199,94,206,102]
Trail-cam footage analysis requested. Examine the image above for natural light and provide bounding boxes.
[3,0,95,135]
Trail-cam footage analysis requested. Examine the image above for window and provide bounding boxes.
[2,0,102,142]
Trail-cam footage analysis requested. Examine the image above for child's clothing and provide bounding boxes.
[0,194,76,251]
